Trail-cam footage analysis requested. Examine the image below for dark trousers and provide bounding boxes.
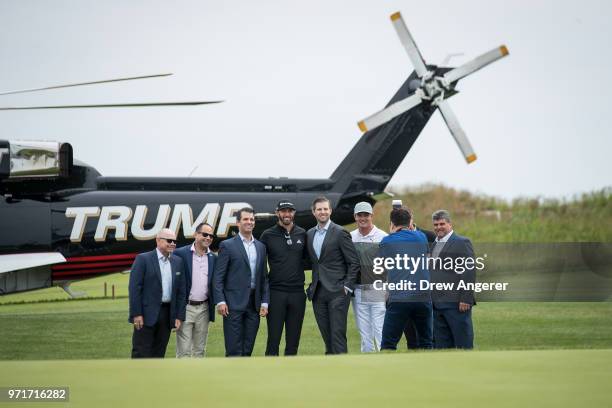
[265,289,306,356]
[223,291,260,357]
[312,285,350,354]
[403,318,419,349]
[433,306,474,349]
[381,301,433,350]
[131,303,172,358]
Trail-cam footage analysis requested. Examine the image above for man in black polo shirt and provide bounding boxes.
[260,200,309,356]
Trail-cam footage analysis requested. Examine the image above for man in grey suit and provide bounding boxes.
[430,210,476,349]
[306,196,360,354]
[214,207,270,357]
[128,228,186,358]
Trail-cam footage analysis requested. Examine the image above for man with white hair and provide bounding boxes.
[350,201,388,352]
[129,228,186,358]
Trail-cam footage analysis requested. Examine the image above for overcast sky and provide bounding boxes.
[0,0,610,199]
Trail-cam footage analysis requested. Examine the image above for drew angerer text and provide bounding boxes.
[373,280,509,293]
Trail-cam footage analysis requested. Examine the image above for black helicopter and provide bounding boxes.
[0,12,508,295]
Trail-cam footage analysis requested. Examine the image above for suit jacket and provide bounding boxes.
[306,221,360,297]
[173,244,216,322]
[430,232,476,308]
[128,249,186,327]
[213,235,270,312]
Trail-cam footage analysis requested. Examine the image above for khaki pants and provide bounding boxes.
[176,303,210,358]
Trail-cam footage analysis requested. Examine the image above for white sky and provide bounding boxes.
[0,0,610,199]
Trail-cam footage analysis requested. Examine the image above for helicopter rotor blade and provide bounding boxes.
[0,73,173,96]
[390,12,428,78]
[437,99,477,164]
[0,101,223,110]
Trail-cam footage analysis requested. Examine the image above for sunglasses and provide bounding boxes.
[160,238,176,244]
[198,232,215,239]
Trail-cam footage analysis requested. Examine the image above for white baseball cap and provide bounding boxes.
[354,201,373,215]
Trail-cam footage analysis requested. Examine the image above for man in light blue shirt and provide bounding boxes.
[306,196,360,354]
[214,207,270,357]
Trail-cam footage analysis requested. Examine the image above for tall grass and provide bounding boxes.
[370,185,612,242]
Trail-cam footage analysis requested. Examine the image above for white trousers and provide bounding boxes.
[176,303,210,358]
[352,288,386,353]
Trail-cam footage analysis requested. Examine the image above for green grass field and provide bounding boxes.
[1,350,610,407]
[1,273,612,360]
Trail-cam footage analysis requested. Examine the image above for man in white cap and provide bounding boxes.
[350,201,388,352]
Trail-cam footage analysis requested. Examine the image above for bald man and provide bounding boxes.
[129,228,186,358]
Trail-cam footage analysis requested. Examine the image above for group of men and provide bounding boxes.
[128,196,475,358]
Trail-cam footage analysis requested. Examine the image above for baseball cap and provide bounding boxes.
[276,200,296,211]
[354,201,373,215]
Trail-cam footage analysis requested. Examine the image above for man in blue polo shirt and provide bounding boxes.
[379,207,433,350]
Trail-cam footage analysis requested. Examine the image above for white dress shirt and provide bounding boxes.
[156,248,172,303]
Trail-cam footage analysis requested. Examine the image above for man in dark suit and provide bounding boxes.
[306,196,360,354]
[129,228,186,358]
[214,207,270,357]
[430,210,476,349]
[173,222,216,358]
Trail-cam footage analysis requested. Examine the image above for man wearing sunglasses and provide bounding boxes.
[129,228,186,358]
[173,223,217,358]
[260,200,309,356]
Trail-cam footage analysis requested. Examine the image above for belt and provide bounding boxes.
[188,300,206,306]
[160,302,171,307]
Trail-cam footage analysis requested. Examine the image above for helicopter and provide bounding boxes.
[0,12,508,295]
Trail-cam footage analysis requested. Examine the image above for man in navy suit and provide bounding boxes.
[430,210,476,349]
[129,228,186,358]
[214,207,270,357]
[173,222,216,358]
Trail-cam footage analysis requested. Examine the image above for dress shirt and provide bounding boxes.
[189,243,209,301]
[313,220,331,259]
[432,230,454,258]
[239,233,258,289]
[156,248,172,303]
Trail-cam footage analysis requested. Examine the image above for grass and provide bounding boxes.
[375,184,612,242]
[0,350,610,407]
[1,273,612,360]
[0,272,129,305]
